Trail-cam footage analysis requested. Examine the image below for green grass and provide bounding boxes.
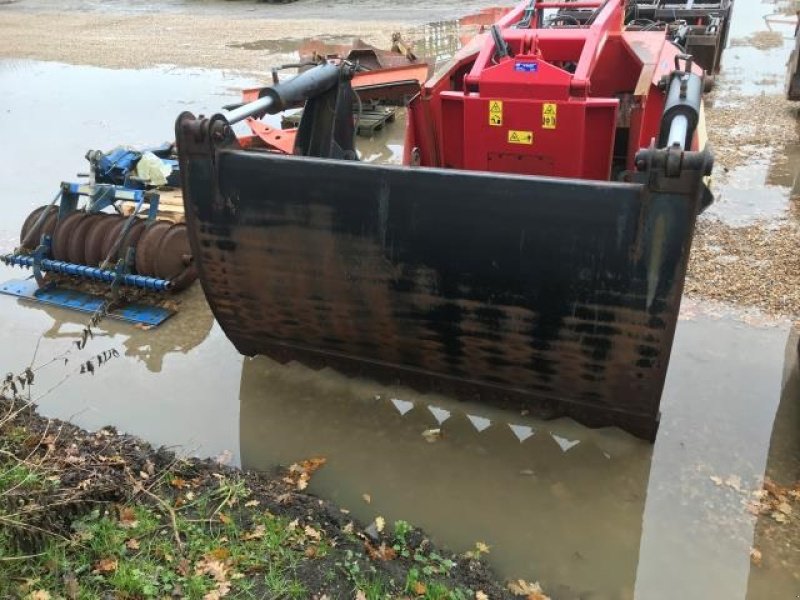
[0,402,486,600]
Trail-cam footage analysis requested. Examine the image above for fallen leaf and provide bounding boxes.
[26,591,51,600]
[750,547,762,566]
[64,573,79,600]
[119,506,138,529]
[243,525,266,541]
[777,502,793,516]
[366,541,396,561]
[139,471,150,480]
[412,581,427,595]
[208,548,231,561]
[277,493,293,505]
[771,511,789,523]
[374,516,385,533]
[709,475,723,486]
[215,450,233,465]
[343,522,354,534]
[507,579,550,599]
[362,493,372,504]
[125,538,140,551]
[177,558,191,576]
[219,513,232,525]
[724,475,742,492]
[170,477,187,489]
[93,557,118,574]
[304,525,322,541]
[475,592,489,600]
[422,428,442,443]
[244,500,260,508]
[195,557,229,583]
[305,545,317,558]
[476,541,491,554]
[287,518,299,531]
[186,491,196,501]
[355,591,367,600]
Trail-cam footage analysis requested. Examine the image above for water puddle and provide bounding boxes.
[706,149,794,226]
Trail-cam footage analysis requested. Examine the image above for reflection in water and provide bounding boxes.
[746,329,800,598]
[34,285,214,373]
[239,355,651,599]
[119,287,214,372]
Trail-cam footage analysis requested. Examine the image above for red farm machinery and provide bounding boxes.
[176,0,715,441]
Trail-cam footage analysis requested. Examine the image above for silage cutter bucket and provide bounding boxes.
[176,114,712,441]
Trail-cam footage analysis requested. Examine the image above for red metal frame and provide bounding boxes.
[404,0,704,180]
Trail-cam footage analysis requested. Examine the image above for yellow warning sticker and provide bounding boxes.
[488,100,503,127]
[508,130,533,145]
[542,103,557,129]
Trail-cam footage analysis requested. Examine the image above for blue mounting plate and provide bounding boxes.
[0,278,174,327]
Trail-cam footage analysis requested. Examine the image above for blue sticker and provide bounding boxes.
[514,62,538,73]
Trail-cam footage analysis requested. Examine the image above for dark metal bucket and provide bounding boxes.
[177,112,712,440]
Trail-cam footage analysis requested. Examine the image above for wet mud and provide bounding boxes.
[0,0,800,598]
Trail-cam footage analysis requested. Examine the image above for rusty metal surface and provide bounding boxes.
[177,113,708,440]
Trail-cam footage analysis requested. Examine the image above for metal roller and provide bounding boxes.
[19,205,58,251]
[154,222,197,291]
[83,214,121,267]
[51,212,85,261]
[134,220,171,277]
[67,214,104,264]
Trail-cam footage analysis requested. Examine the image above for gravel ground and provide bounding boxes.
[686,89,800,322]
[0,11,417,72]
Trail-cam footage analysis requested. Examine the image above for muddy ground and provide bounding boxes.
[0,394,518,598]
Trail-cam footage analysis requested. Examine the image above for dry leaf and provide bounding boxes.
[186,491,196,501]
[64,573,79,600]
[750,547,762,566]
[709,475,723,486]
[219,513,232,525]
[208,548,231,561]
[412,580,427,595]
[304,525,322,541]
[26,591,51,600]
[170,477,187,489]
[476,541,491,554]
[93,557,118,574]
[177,558,191,576]
[195,557,229,582]
[244,500,260,508]
[288,518,299,531]
[475,592,489,600]
[119,506,138,529]
[507,579,550,599]
[243,525,266,541]
[771,511,789,523]
[422,428,442,443]
[125,538,140,551]
[777,502,793,516]
[343,522,354,534]
[362,493,372,504]
[375,516,385,533]
[305,545,318,558]
[277,493,293,505]
[370,542,396,561]
[725,475,742,492]
[355,591,367,600]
